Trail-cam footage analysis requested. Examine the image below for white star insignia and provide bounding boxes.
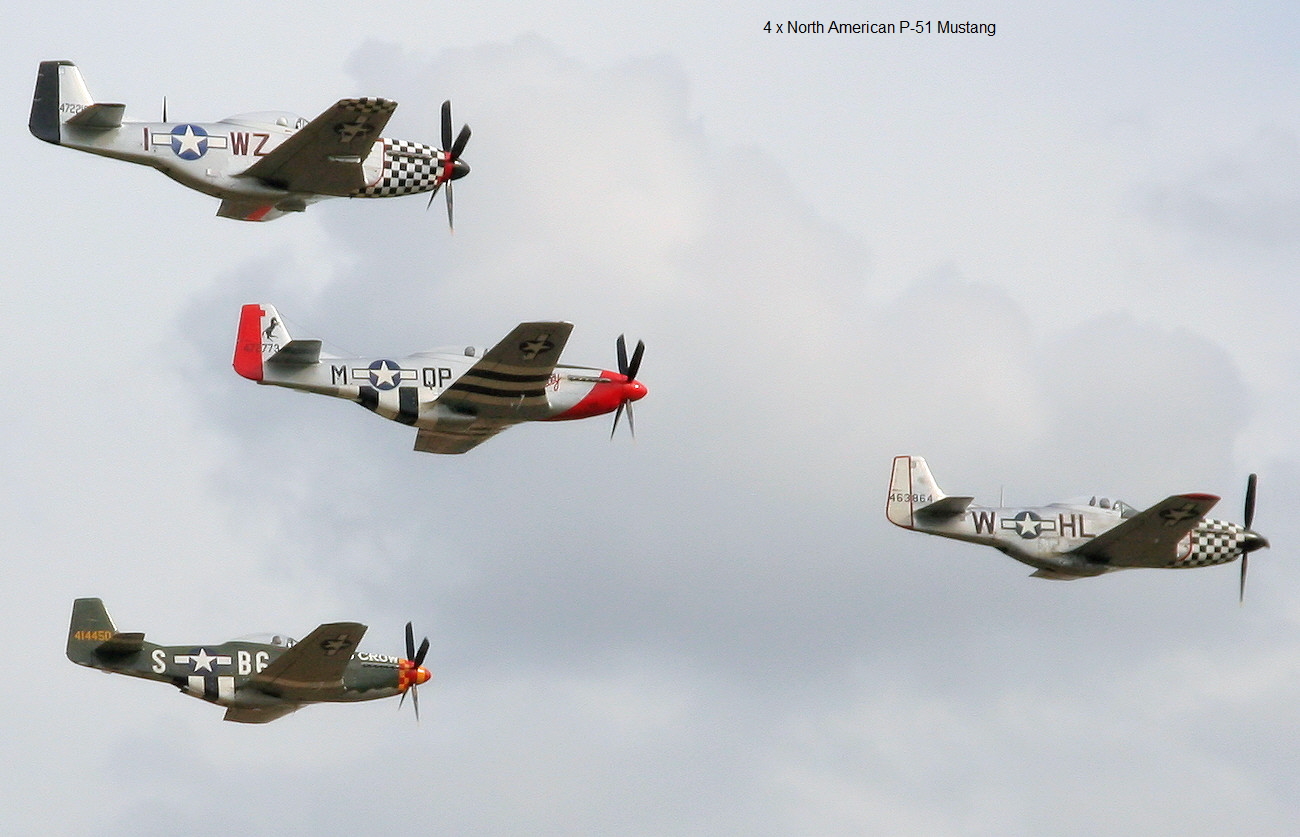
[174,125,204,156]
[190,649,216,672]
[371,361,400,387]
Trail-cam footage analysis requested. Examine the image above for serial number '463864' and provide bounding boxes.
[890,493,934,504]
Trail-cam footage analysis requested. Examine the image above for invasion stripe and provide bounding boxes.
[397,387,419,425]
[445,383,548,399]
[359,386,379,412]
[460,369,554,384]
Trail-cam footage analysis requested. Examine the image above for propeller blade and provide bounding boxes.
[451,124,471,160]
[426,182,442,210]
[625,340,645,382]
[441,100,453,152]
[400,623,429,719]
[610,402,625,439]
[162,96,168,123]
[616,334,628,376]
[626,401,636,439]
[1239,554,1249,605]
[1244,473,1258,529]
[445,181,455,231]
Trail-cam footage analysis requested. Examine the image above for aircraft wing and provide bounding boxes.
[217,198,296,222]
[1070,493,1219,568]
[223,703,301,724]
[413,424,508,455]
[433,322,574,419]
[246,622,367,701]
[240,98,397,196]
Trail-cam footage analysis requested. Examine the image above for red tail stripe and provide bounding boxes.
[233,304,266,381]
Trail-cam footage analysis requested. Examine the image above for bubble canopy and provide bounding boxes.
[1060,496,1139,517]
[229,633,298,647]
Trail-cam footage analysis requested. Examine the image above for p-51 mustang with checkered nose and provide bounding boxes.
[29,61,470,225]
[234,304,648,454]
[887,456,1269,600]
[67,598,432,724]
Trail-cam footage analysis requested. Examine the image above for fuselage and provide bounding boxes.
[898,497,1257,578]
[57,114,451,210]
[255,348,646,431]
[68,632,426,710]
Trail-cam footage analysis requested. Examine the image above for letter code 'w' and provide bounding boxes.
[972,511,997,534]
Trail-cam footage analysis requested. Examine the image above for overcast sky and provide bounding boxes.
[4,2,1300,835]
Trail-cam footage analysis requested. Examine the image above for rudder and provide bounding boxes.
[886,455,947,528]
[233,304,289,381]
[29,61,94,144]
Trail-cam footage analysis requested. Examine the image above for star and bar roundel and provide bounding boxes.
[149,124,229,160]
[362,359,406,390]
[1001,510,1056,540]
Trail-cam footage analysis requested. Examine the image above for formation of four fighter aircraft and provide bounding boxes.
[34,61,1269,723]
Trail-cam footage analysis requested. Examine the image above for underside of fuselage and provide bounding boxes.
[994,543,1110,579]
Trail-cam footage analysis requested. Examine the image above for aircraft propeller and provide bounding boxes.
[1239,472,1259,604]
[610,334,647,439]
[427,99,472,230]
[398,621,431,720]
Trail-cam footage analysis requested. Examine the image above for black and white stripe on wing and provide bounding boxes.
[443,366,553,412]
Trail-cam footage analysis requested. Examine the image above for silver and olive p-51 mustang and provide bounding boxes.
[887,456,1269,599]
[29,61,470,224]
[67,599,432,724]
[234,304,648,454]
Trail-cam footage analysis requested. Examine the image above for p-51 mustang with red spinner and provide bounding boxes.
[887,455,1269,599]
[234,304,648,454]
[67,598,432,724]
[29,61,470,224]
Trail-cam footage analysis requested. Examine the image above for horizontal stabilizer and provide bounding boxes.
[97,631,146,657]
[268,339,322,366]
[915,495,975,520]
[65,102,125,129]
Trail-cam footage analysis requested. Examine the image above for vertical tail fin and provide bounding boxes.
[67,598,118,666]
[886,455,948,528]
[233,304,291,381]
[68,598,151,671]
[29,61,95,144]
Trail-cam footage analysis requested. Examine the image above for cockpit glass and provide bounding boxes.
[230,633,298,646]
[1088,496,1137,517]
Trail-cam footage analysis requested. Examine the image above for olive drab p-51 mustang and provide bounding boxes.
[28,61,470,225]
[887,456,1270,600]
[67,599,432,723]
[234,304,649,454]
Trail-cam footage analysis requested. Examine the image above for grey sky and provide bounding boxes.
[3,3,1299,835]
